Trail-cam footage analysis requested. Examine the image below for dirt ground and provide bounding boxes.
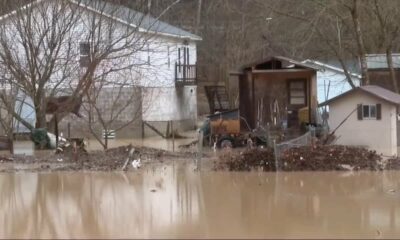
[2,142,400,173]
[0,145,218,173]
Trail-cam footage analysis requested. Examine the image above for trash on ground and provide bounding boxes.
[217,144,385,172]
[131,159,141,169]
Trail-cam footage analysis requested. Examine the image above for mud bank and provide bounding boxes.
[3,144,400,173]
[217,145,400,171]
[0,145,215,173]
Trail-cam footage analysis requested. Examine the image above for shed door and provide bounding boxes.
[287,79,307,127]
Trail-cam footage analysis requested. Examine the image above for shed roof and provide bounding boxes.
[319,85,400,106]
[239,56,320,72]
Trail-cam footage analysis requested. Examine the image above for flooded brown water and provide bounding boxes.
[1,166,400,238]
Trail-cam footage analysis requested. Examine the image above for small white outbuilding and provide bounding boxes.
[320,85,400,156]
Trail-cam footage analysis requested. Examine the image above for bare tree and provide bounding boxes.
[82,79,142,150]
[81,71,160,150]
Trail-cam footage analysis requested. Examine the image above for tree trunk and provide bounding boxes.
[338,58,357,89]
[35,106,47,129]
[350,0,369,85]
[386,48,399,93]
[104,136,108,150]
[34,90,47,129]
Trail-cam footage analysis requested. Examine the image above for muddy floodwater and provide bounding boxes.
[1,165,400,238]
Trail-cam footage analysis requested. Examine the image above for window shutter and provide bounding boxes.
[376,103,382,120]
[357,104,363,120]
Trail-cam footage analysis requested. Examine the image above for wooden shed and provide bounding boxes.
[231,56,319,130]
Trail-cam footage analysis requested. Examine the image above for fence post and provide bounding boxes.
[197,130,204,170]
[67,122,71,140]
[273,139,279,171]
[310,126,316,138]
[309,125,316,147]
[172,121,175,152]
[266,123,271,147]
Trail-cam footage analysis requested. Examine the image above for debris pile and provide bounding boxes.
[218,148,276,171]
[385,158,400,170]
[279,145,381,171]
[0,156,13,162]
[217,145,384,172]
[78,145,174,171]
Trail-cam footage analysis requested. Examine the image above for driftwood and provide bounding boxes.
[122,146,136,171]
[178,140,199,148]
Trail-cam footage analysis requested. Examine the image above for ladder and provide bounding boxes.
[204,86,230,114]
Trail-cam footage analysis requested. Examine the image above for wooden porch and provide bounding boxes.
[175,63,197,86]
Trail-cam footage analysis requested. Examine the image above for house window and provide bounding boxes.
[362,105,377,119]
[289,80,306,105]
[79,42,90,68]
[357,104,381,120]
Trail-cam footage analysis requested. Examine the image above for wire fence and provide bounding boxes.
[273,127,316,170]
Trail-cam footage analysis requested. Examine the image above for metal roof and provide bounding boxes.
[0,0,202,41]
[74,0,202,41]
[319,85,400,106]
[366,54,400,69]
[302,59,361,79]
[320,59,361,75]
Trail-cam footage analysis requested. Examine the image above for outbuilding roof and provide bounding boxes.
[319,85,400,106]
[239,56,320,72]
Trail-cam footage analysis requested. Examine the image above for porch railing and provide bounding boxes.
[175,63,197,86]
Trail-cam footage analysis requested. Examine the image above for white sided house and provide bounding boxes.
[320,85,400,156]
[0,0,201,138]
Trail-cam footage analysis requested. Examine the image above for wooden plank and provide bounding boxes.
[251,69,314,73]
[143,121,166,138]
[102,129,116,139]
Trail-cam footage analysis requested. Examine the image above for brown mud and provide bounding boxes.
[0,145,216,173]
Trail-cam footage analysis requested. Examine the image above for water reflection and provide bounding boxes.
[1,169,400,238]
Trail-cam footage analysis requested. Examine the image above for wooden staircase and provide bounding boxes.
[204,86,230,114]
